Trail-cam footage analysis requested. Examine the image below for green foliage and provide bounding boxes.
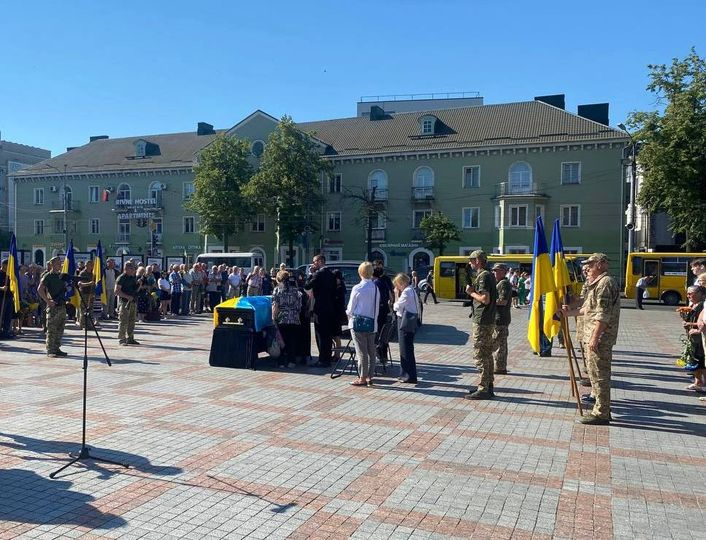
[186,135,254,251]
[420,211,460,256]
[243,116,331,259]
[629,48,706,250]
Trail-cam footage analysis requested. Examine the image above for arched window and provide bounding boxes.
[419,115,438,135]
[116,183,131,201]
[148,181,162,199]
[370,249,387,267]
[367,169,388,200]
[251,140,265,158]
[508,162,532,194]
[251,247,265,269]
[413,166,434,199]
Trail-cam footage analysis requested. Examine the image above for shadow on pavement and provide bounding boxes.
[0,468,127,529]
[612,398,706,437]
[414,324,469,345]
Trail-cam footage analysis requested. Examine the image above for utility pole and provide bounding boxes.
[618,123,637,255]
[366,186,376,261]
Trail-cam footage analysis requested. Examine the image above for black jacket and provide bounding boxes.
[305,267,336,316]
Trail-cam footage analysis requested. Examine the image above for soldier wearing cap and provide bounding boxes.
[562,252,620,425]
[115,262,140,345]
[464,250,497,399]
[37,256,69,357]
[491,262,512,374]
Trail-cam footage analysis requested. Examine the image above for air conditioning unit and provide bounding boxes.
[50,186,58,192]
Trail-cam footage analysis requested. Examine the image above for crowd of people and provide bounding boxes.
[679,258,706,402]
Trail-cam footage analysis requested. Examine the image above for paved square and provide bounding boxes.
[1,302,704,539]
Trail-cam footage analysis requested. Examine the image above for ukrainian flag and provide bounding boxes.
[61,240,82,310]
[543,219,572,339]
[93,240,108,305]
[527,216,556,353]
[7,234,22,313]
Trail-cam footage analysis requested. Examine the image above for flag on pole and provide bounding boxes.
[7,234,22,313]
[61,240,82,310]
[527,216,557,353]
[543,219,572,339]
[93,240,108,305]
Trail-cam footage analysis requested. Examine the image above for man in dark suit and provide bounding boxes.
[305,254,337,367]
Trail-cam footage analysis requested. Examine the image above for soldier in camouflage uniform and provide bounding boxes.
[115,262,140,345]
[562,253,620,425]
[491,263,512,374]
[77,259,96,329]
[465,250,498,400]
[37,256,68,357]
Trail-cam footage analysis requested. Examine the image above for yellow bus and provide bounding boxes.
[624,252,706,305]
[433,254,586,300]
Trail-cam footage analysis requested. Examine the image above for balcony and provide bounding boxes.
[496,182,548,198]
[411,186,434,201]
[371,229,386,241]
[367,188,389,201]
[49,200,80,212]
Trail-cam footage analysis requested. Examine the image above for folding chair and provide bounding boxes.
[374,318,396,375]
[331,328,358,379]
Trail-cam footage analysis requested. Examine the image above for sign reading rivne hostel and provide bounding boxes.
[115,197,159,219]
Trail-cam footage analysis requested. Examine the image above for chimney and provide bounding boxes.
[89,135,109,142]
[197,122,215,135]
[534,94,565,110]
[577,103,609,126]
[369,105,386,121]
[66,147,77,152]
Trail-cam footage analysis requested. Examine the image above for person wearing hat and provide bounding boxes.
[464,250,497,399]
[491,263,512,374]
[115,262,140,345]
[37,256,69,357]
[562,253,621,425]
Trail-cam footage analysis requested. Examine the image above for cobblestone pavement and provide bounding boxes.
[1,302,704,539]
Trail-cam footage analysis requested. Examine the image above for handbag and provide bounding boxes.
[642,290,650,299]
[352,285,377,333]
[398,288,421,334]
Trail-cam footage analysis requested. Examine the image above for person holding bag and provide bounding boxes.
[346,262,380,387]
[393,272,419,384]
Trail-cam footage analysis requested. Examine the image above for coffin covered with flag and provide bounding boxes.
[212,296,273,330]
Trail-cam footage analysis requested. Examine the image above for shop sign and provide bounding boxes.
[380,242,421,248]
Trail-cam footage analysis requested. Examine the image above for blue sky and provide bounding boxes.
[1,0,704,157]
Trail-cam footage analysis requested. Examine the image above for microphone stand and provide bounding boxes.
[50,289,129,478]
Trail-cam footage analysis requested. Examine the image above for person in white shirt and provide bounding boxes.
[393,273,419,383]
[227,266,241,299]
[346,261,380,387]
[635,274,653,310]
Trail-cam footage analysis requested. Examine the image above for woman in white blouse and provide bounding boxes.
[346,262,380,387]
[393,273,419,383]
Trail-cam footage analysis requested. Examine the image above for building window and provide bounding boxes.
[413,209,432,228]
[370,211,386,229]
[34,220,44,236]
[413,166,434,199]
[53,218,64,234]
[508,162,532,194]
[419,115,438,135]
[251,214,265,232]
[251,140,265,157]
[322,248,342,262]
[561,205,581,227]
[368,169,388,199]
[135,140,146,158]
[148,181,163,200]
[463,166,480,188]
[459,246,482,256]
[535,204,545,224]
[251,248,265,268]
[33,188,44,205]
[183,216,195,234]
[506,246,530,254]
[183,182,195,200]
[116,183,131,201]
[494,205,500,228]
[462,207,480,229]
[561,162,581,184]
[329,173,342,193]
[327,211,341,232]
[509,205,528,227]
[118,218,130,242]
[89,218,100,235]
[89,186,100,203]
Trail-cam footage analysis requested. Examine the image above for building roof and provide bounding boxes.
[296,100,627,157]
[12,130,224,178]
[0,140,51,159]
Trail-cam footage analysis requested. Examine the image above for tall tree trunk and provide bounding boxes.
[222,228,229,252]
[288,237,294,267]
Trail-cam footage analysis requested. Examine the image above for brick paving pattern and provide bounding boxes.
[1,302,704,539]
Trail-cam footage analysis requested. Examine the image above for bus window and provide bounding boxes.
[631,256,643,276]
[440,261,456,278]
[644,260,659,285]
[661,257,689,276]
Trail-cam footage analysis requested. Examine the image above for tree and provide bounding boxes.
[186,135,254,251]
[629,48,706,250]
[343,186,386,262]
[420,211,460,256]
[243,116,331,266]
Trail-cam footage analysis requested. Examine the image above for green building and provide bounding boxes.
[11,95,628,273]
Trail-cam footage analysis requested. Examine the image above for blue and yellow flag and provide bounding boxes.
[527,216,556,353]
[61,240,82,310]
[7,234,22,313]
[93,240,108,305]
[543,219,571,339]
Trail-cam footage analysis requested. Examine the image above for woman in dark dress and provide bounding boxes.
[135,267,149,323]
[332,270,347,358]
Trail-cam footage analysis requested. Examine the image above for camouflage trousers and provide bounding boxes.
[472,322,496,392]
[118,300,137,341]
[46,305,67,353]
[584,340,613,419]
[492,324,509,372]
[78,294,95,328]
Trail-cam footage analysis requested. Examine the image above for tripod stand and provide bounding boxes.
[50,294,129,478]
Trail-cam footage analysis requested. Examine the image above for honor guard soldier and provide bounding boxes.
[37,256,69,357]
[491,263,512,374]
[115,262,140,345]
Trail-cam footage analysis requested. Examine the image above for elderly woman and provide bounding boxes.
[346,261,380,387]
[393,272,419,384]
[685,285,706,392]
[272,270,302,368]
[246,266,262,296]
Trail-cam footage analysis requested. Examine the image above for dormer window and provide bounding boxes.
[135,139,147,158]
[419,115,439,136]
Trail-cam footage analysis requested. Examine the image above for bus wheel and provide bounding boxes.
[661,291,681,306]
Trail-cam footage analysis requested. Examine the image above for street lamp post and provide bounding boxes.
[618,123,638,254]
[43,163,69,252]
